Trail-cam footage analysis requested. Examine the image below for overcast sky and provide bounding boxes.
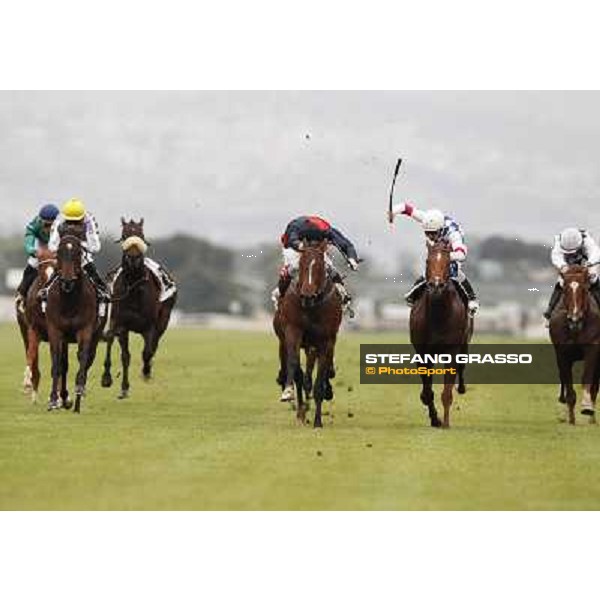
[1,91,599,271]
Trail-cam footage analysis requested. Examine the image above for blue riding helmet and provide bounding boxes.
[39,203,59,221]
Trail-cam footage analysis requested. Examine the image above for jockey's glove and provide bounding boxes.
[348,258,360,271]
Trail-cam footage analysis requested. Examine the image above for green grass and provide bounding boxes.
[0,323,598,510]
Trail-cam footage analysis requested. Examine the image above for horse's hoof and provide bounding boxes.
[280,386,295,403]
[101,374,113,388]
[457,385,466,395]
[47,400,59,412]
[62,396,73,410]
[118,390,129,400]
[581,408,595,416]
[430,419,442,428]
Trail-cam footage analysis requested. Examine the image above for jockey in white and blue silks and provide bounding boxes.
[544,227,600,324]
[389,201,479,314]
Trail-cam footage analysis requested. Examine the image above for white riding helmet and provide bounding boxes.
[422,209,445,232]
[559,227,584,254]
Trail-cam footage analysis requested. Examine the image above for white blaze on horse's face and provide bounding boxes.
[45,266,54,281]
[308,258,315,287]
[67,243,73,251]
[570,281,580,317]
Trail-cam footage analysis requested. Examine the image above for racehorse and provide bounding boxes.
[45,223,107,412]
[549,265,600,425]
[409,241,472,428]
[101,218,177,399]
[15,247,69,404]
[273,240,342,428]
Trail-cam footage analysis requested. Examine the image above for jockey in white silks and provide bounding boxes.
[544,227,600,325]
[389,201,479,315]
[118,236,177,302]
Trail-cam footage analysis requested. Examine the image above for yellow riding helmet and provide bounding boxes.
[62,198,86,221]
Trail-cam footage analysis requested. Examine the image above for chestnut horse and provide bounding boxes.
[273,240,342,428]
[549,265,600,424]
[16,247,70,404]
[409,241,472,428]
[101,218,177,399]
[45,224,107,412]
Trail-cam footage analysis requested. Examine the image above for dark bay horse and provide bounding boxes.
[409,241,472,428]
[273,240,342,428]
[101,218,177,399]
[45,225,107,412]
[16,247,69,404]
[549,265,600,425]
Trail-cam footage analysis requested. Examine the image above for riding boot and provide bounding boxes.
[272,271,292,310]
[404,276,426,306]
[544,282,562,322]
[84,263,111,300]
[460,277,479,315]
[330,269,355,318]
[16,265,38,313]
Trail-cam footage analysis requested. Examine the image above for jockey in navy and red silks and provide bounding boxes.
[389,201,479,314]
[273,215,360,314]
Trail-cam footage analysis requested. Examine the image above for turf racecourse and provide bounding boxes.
[1,323,599,510]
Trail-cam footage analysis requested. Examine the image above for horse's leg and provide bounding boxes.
[141,326,158,380]
[294,361,307,425]
[558,357,576,425]
[276,335,286,389]
[281,328,301,404]
[313,342,335,428]
[74,329,94,413]
[581,347,599,423]
[441,367,458,429]
[60,342,72,410]
[101,327,115,388]
[25,327,40,403]
[304,348,315,399]
[420,373,441,428]
[457,363,466,394]
[118,330,131,399]
[47,335,62,411]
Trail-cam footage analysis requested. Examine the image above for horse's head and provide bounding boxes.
[57,235,83,293]
[562,265,590,332]
[425,241,452,295]
[297,239,328,307]
[37,246,57,285]
[121,239,146,273]
[119,217,146,243]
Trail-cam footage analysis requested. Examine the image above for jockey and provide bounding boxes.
[15,203,60,312]
[544,227,600,324]
[272,215,360,316]
[389,202,479,315]
[39,198,111,305]
[119,236,177,303]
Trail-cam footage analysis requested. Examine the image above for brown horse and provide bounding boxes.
[273,240,342,428]
[409,241,472,428]
[16,247,70,404]
[549,265,600,424]
[45,225,106,412]
[101,218,177,399]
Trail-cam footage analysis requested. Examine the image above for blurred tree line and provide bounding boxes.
[0,234,251,314]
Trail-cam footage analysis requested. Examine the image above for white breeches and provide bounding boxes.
[282,247,333,275]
